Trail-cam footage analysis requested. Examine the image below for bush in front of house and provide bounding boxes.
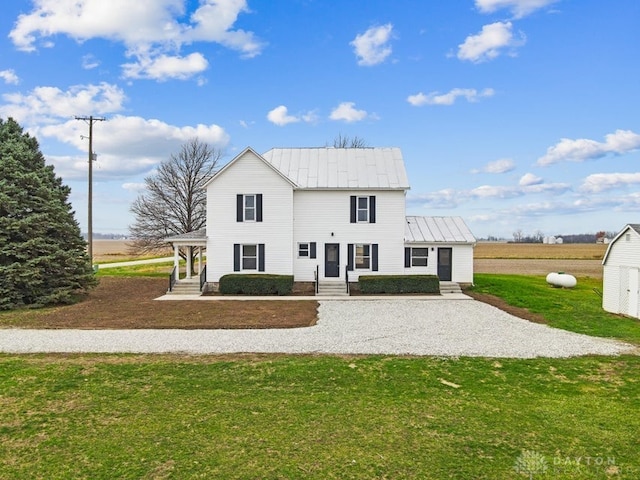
[219,274,294,295]
[358,275,440,294]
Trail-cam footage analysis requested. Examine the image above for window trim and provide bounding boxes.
[242,244,258,270]
[356,196,369,223]
[244,194,256,222]
[411,247,429,267]
[298,243,309,258]
[355,243,371,270]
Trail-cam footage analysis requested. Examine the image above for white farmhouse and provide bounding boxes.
[602,224,640,318]
[168,147,476,294]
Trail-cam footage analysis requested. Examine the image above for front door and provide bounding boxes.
[437,248,452,281]
[325,243,340,278]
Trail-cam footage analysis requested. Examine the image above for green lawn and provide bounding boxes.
[2,274,639,478]
[1,354,638,479]
[470,274,640,344]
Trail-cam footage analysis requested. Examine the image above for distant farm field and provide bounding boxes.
[92,240,171,262]
[474,242,606,278]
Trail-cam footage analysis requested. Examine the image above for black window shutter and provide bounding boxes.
[405,247,411,268]
[258,244,265,272]
[350,196,356,223]
[347,243,354,271]
[233,244,241,271]
[310,242,316,259]
[236,194,243,222]
[369,196,376,223]
[256,194,263,222]
[372,244,378,271]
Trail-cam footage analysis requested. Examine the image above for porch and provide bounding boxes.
[165,229,207,294]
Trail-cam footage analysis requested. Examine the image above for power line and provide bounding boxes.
[75,115,105,265]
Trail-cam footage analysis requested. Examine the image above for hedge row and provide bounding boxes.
[219,274,294,295]
[358,275,440,294]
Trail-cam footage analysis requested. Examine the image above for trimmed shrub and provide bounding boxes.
[219,274,294,295]
[358,275,440,294]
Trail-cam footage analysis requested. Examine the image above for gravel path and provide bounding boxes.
[0,300,636,358]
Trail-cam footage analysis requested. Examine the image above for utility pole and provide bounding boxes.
[75,115,105,265]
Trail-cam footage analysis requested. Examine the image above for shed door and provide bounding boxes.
[628,268,639,318]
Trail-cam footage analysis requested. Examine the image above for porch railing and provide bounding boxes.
[314,265,319,294]
[345,265,350,294]
[169,266,177,292]
[199,265,207,292]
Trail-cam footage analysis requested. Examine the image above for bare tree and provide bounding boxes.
[332,133,369,148]
[512,229,524,243]
[129,138,223,260]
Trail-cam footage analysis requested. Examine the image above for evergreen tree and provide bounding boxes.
[0,117,96,310]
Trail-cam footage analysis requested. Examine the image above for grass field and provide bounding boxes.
[2,242,637,478]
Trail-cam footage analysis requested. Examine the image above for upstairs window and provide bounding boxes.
[350,195,376,223]
[237,194,263,222]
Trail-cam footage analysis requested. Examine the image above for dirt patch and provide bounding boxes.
[2,277,318,330]
[474,259,603,279]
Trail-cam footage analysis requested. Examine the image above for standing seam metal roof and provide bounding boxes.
[261,147,410,190]
[405,216,476,243]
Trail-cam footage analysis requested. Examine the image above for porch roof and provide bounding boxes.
[405,216,476,244]
[165,229,207,246]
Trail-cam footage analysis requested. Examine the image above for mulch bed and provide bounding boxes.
[2,277,318,329]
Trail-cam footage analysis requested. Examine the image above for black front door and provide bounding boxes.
[437,248,452,281]
[325,243,340,277]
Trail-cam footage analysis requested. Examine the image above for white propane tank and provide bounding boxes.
[546,272,577,288]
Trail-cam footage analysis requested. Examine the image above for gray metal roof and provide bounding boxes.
[262,147,410,190]
[405,216,476,244]
[165,229,207,243]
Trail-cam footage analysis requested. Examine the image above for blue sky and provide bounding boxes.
[1,0,639,239]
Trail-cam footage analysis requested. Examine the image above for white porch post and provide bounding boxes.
[186,246,192,279]
[198,247,203,274]
[173,245,180,280]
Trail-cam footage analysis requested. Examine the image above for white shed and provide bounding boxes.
[602,224,640,318]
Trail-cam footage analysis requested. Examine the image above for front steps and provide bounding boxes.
[439,281,463,294]
[167,279,202,296]
[316,282,349,297]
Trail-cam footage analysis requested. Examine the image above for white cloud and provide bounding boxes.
[0,69,19,85]
[519,172,543,186]
[484,158,516,174]
[40,114,229,179]
[0,82,126,125]
[350,24,393,66]
[122,52,208,81]
[475,0,559,18]
[457,21,525,63]
[537,129,640,166]
[266,105,317,126]
[267,105,300,126]
[329,102,369,123]
[81,54,100,70]
[581,172,640,193]
[409,88,495,107]
[407,189,460,209]
[122,182,147,192]
[9,0,264,80]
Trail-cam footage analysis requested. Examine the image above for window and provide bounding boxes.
[350,195,376,223]
[236,194,262,222]
[244,194,256,221]
[411,247,428,266]
[357,196,369,222]
[242,244,257,270]
[626,233,631,242]
[298,243,309,258]
[355,244,370,269]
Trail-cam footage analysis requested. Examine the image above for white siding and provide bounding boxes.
[403,244,474,283]
[293,190,406,281]
[602,227,640,317]
[206,150,294,282]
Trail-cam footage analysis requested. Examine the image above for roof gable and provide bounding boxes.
[204,147,297,189]
[405,216,476,243]
[602,224,640,264]
[262,147,410,190]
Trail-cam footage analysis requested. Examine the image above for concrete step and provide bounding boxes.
[439,281,462,294]
[168,281,202,295]
[317,282,349,296]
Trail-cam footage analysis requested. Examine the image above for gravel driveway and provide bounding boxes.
[0,299,635,358]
